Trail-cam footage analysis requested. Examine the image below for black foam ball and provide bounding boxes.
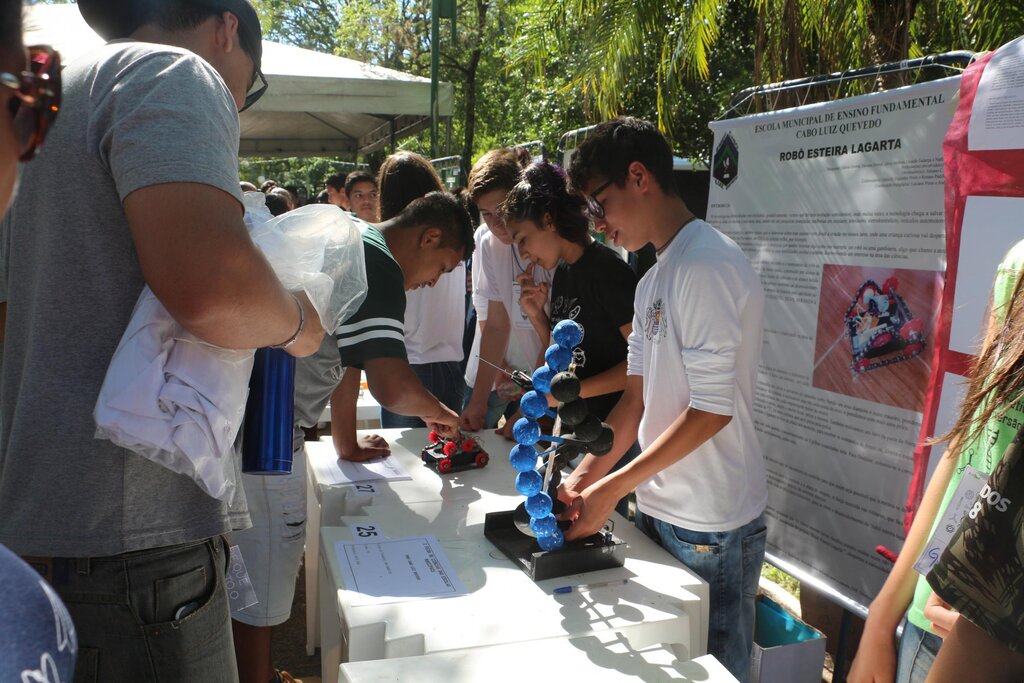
[557,398,588,426]
[575,413,602,442]
[590,425,615,455]
[550,371,581,403]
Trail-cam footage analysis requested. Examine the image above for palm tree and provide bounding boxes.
[517,0,1024,141]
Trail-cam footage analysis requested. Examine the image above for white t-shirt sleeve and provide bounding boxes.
[626,307,644,376]
[478,235,503,303]
[676,255,742,416]
[472,244,490,321]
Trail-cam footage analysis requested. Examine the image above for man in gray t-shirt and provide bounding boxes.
[0,2,324,680]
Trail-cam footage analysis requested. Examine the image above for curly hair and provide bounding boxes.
[499,161,589,246]
[567,117,676,197]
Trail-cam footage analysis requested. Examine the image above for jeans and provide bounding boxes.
[635,510,767,683]
[462,383,510,430]
[380,361,464,428]
[896,620,942,683]
[38,538,237,683]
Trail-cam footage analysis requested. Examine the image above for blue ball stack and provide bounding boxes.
[507,319,588,552]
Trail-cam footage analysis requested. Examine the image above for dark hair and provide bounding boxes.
[377,152,444,221]
[260,179,277,192]
[467,147,530,201]
[499,162,589,246]
[452,186,480,227]
[567,117,676,197]
[393,191,475,260]
[315,189,329,203]
[263,192,289,216]
[326,173,347,191]
[240,181,258,192]
[151,3,221,32]
[0,0,22,60]
[345,170,377,195]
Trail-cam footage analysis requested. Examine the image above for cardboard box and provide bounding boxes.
[750,595,826,683]
[799,582,865,675]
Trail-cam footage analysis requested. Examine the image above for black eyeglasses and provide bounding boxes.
[240,68,267,112]
[584,179,614,219]
[2,45,61,161]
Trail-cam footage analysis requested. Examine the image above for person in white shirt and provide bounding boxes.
[561,117,768,682]
[460,148,554,436]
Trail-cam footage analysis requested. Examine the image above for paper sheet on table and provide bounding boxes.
[968,35,1024,151]
[334,536,466,605]
[309,452,411,487]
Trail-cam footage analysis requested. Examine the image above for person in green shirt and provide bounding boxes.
[849,239,1024,683]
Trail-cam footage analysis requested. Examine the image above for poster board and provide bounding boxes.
[707,77,960,608]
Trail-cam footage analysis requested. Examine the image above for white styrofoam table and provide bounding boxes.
[340,646,737,683]
[319,497,708,682]
[305,428,519,654]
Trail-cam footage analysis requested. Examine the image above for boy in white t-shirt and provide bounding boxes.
[562,118,768,682]
[460,148,553,435]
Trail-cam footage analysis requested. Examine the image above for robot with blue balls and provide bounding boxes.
[506,319,616,553]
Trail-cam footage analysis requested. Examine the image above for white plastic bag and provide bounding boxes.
[94,195,367,501]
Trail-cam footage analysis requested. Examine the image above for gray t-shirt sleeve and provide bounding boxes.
[89,50,243,205]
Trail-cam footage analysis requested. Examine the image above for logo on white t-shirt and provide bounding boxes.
[644,299,668,342]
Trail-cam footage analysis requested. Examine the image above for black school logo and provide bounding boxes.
[712,132,739,189]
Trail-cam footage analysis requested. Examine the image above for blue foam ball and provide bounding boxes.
[512,417,541,446]
[530,513,558,537]
[552,319,584,349]
[531,366,554,394]
[515,470,543,496]
[545,344,572,373]
[519,390,549,420]
[537,527,564,551]
[525,492,553,518]
[509,444,538,473]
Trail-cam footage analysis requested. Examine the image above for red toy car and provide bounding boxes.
[421,432,489,474]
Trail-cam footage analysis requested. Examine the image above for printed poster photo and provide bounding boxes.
[812,264,942,412]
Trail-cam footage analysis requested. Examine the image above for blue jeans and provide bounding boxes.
[635,510,767,683]
[896,620,942,683]
[380,361,464,428]
[461,383,510,430]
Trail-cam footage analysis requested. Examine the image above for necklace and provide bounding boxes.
[656,216,697,256]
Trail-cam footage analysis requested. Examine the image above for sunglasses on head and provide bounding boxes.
[2,45,61,162]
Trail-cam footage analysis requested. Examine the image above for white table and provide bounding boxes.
[317,392,382,430]
[340,646,737,683]
[319,497,708,682]
[304,428,520,654]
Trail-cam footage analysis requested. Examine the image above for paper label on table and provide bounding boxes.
[351,520,384,539]
[226,545,259,612]
[334,535,466,605]
[348,481,377,497]
[968,35,1024,151]
[913,465,987,575]
[310,452,411,487]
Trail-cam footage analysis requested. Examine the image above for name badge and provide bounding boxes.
[913,465,987,575]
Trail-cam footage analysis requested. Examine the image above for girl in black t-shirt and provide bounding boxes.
[498,161,638,421]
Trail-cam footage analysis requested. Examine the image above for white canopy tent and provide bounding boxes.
[23,4,454,158]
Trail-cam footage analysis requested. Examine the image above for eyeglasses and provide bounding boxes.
[584,179,614,219]
[2,45,62,161]
[240,68,267,112]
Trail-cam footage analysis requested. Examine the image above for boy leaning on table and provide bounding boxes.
[230,192,473,683]
[558,117,769,683]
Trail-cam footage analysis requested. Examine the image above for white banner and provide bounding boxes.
[707,78,959,606]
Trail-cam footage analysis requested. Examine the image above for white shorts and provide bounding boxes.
[229,447,307,627]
